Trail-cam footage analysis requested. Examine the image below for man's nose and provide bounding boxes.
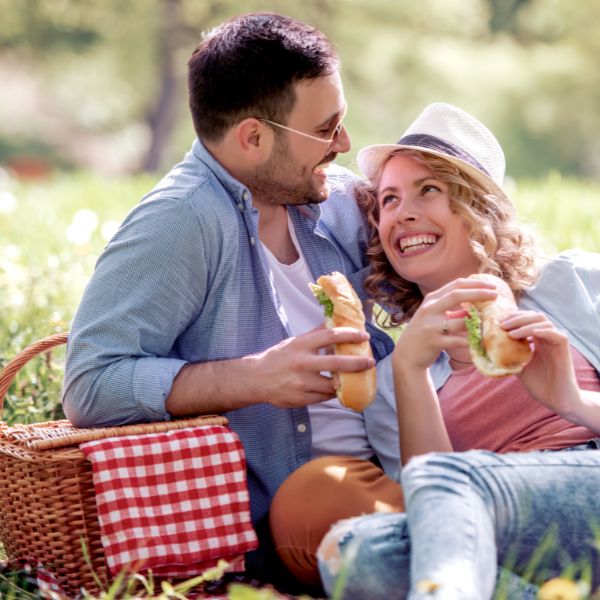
[331,124,351,154]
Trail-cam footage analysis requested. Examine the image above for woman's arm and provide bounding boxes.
[391,278,497,465]
[564,390,600,433]
[503,311,600,433]
[393,361,452,466]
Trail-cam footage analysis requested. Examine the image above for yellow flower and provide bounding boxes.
[415,579,441,593]
[538,578,581,600]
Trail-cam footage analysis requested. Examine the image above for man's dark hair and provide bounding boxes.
[188,12,339,141]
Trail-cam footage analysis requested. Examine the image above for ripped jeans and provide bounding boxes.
[318,446,600,599]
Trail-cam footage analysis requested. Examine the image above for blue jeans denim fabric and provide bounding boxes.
[318,448,600,599]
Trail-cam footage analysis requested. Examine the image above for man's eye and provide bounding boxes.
[319,121,342,138]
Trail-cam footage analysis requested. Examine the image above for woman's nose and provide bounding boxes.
[394,198,418,222]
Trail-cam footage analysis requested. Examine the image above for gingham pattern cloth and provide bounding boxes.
[80,425,258,578]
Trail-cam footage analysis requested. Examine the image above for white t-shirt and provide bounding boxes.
[261,212,373,460]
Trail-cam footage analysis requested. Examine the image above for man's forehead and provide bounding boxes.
[290,72,346,123]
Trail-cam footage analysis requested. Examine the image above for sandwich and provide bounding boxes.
[310,271,376,412]
[464,273,532,377]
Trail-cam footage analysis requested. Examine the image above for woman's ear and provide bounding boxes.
[234,118,273,162]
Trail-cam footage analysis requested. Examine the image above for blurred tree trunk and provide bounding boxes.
[139,0,335,173]
[140,0,225,172]
[140,0,183,172]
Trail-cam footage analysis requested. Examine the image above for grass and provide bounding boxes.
[510,172,600,255]
[0,169,599,597]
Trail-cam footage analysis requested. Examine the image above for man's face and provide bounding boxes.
[249,71,351,206]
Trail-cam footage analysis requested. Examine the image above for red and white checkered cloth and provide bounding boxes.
[80,425,258,579]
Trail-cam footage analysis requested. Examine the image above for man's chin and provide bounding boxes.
[311,180,330,203]
[309,168,330,202]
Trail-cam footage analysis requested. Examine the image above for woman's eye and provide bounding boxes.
[380,194,397,206]
[422,185,440,195]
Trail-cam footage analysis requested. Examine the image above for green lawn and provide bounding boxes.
[0,170,599,598]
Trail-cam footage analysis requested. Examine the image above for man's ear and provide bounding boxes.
[234,118,273,162]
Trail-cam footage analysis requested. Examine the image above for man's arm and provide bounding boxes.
[63,194,374,427]
[166,326,375,415]
[63,194,217,427]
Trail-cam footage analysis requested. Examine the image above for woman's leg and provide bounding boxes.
[403,449,600,599]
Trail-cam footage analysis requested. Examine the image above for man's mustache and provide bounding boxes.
[318,152,337,166]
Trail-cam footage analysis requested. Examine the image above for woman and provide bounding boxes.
[317,103,600,599]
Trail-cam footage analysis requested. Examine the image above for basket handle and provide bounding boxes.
[0,332,69,413]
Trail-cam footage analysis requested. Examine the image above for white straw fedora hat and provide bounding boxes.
[357,102,506,195]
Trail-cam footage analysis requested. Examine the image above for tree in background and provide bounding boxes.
[1,0,599,179]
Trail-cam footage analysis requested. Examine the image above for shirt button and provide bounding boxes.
[242,190,249,202]
[238,202,243,210]
[297,423,307,433]
[250,236,256,245]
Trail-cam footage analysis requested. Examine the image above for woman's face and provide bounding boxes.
[376,153,480,295]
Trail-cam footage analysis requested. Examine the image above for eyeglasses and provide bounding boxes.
[259,108,347,145]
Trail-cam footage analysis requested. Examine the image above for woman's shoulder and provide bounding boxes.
[529,249,600,298]
[522,248,600,372]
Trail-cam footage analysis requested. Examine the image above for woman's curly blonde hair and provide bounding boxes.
[358,149,540,329]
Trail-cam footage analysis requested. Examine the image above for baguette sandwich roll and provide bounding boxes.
[464,273,532,377]
[310,271,376,412]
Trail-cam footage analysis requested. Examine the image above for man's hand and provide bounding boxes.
[246,325,375,408]
[166,325,374,416]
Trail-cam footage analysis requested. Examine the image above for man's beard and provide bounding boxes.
[247,137,336,206]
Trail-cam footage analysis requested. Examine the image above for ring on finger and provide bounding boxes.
[441,319,449,335]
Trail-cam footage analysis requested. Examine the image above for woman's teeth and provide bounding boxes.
[399,234,437,254]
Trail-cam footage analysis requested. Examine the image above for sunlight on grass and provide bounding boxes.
[0,170,599,597]
[511,172,600,255]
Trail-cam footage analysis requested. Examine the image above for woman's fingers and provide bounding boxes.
[501,311,570,347]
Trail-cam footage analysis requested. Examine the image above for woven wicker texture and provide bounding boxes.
[0,333,228,596]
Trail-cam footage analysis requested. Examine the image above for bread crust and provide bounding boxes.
[468,273,532,377]
[316,272,376,411]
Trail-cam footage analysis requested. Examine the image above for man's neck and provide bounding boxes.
[258,205,299,265]
[203,135,300,264]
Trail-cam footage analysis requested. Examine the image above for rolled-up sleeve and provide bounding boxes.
[62,194,207,428]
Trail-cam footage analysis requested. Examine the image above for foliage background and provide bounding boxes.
[2,0,600,177]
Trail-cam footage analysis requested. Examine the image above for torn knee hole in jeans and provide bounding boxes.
[317,518,361,577]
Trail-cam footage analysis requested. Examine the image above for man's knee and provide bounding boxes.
[269,455,403,585]
[317,512,411,600]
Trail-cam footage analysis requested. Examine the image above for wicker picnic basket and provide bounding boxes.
[0,332,229,597]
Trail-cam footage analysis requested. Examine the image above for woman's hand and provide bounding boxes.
[392,277,497,372]
[501,311,581,416]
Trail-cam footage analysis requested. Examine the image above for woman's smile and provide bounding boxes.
[397,233,440,255]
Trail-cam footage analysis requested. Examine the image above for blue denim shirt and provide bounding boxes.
[62,138,394,567]
[366,249,600,479]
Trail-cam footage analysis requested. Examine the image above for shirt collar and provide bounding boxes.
[192,137,325,222]
[191,137,250,202]
[292,202,321,223]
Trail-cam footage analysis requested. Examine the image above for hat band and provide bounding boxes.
[397,133,491,179]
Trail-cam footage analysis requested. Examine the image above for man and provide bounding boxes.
[63,12,400,587]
